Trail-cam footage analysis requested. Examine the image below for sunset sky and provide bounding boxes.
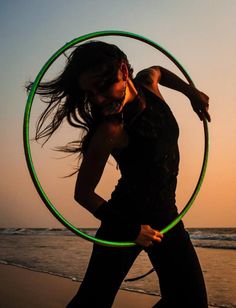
[1,0,235,229]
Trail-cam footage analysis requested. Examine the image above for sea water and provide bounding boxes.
[0,228,235,308]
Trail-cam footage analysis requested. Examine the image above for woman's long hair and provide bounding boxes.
[26,41,133,164]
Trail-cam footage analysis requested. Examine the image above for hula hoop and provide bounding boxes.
[23,30,209,247]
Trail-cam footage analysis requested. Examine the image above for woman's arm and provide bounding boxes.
[145,66,211,122]
[152,66,193,97]
[74,120,122,214]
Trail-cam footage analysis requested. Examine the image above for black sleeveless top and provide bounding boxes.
[109,85,180,228]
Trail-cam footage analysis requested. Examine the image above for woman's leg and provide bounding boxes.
[67,226,142,308]
[148,222,208,308]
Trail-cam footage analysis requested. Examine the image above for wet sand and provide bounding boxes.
[0,264,216,307]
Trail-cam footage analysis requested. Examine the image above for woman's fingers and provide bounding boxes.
[203,108,211,122]
[135,225,163,247]
[190,89,211,123]
[152,230,163,243]
[147,227,163,240]
[143,233,162,247]
[196,106,211,122]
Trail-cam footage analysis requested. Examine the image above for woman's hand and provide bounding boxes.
[134,225,163,247]
[189,87,211,122]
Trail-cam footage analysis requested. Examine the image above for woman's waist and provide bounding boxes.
[108,191,178,224]
[111,176,177,201]
[106,203,179,228]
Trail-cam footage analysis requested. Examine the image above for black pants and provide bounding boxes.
[67,221,208,308]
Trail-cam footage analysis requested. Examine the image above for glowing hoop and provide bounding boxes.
[23,30,209,247]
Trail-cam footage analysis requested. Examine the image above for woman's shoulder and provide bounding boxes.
[134,66,165,101]
[134,66,161,86]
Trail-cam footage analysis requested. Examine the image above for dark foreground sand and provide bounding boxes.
[0,264,215,307]
[0,264,159,308]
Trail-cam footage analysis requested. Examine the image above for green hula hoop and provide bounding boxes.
[23,30,209,247]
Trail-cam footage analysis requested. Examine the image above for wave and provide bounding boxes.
[190,234,236,241]
[0,228,235,249]
[193,242,236,250]
[0,228,96,236]
[188,228,236,240]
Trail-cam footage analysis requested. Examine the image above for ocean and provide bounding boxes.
[0,227,235,308]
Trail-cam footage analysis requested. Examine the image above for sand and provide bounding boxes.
[0,264,158,308]
[0,264,216,307]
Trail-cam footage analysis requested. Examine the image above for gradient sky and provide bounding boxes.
[0,0,235,229]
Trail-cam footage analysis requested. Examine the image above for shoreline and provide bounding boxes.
[0,263,217,307]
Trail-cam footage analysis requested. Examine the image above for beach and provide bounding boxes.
[0,228,235,307]
[0,264,159,308]
[0,263,220,308]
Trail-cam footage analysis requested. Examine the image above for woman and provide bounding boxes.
[28,41,210,307]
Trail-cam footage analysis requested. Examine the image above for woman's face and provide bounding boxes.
[78,64,127,114]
